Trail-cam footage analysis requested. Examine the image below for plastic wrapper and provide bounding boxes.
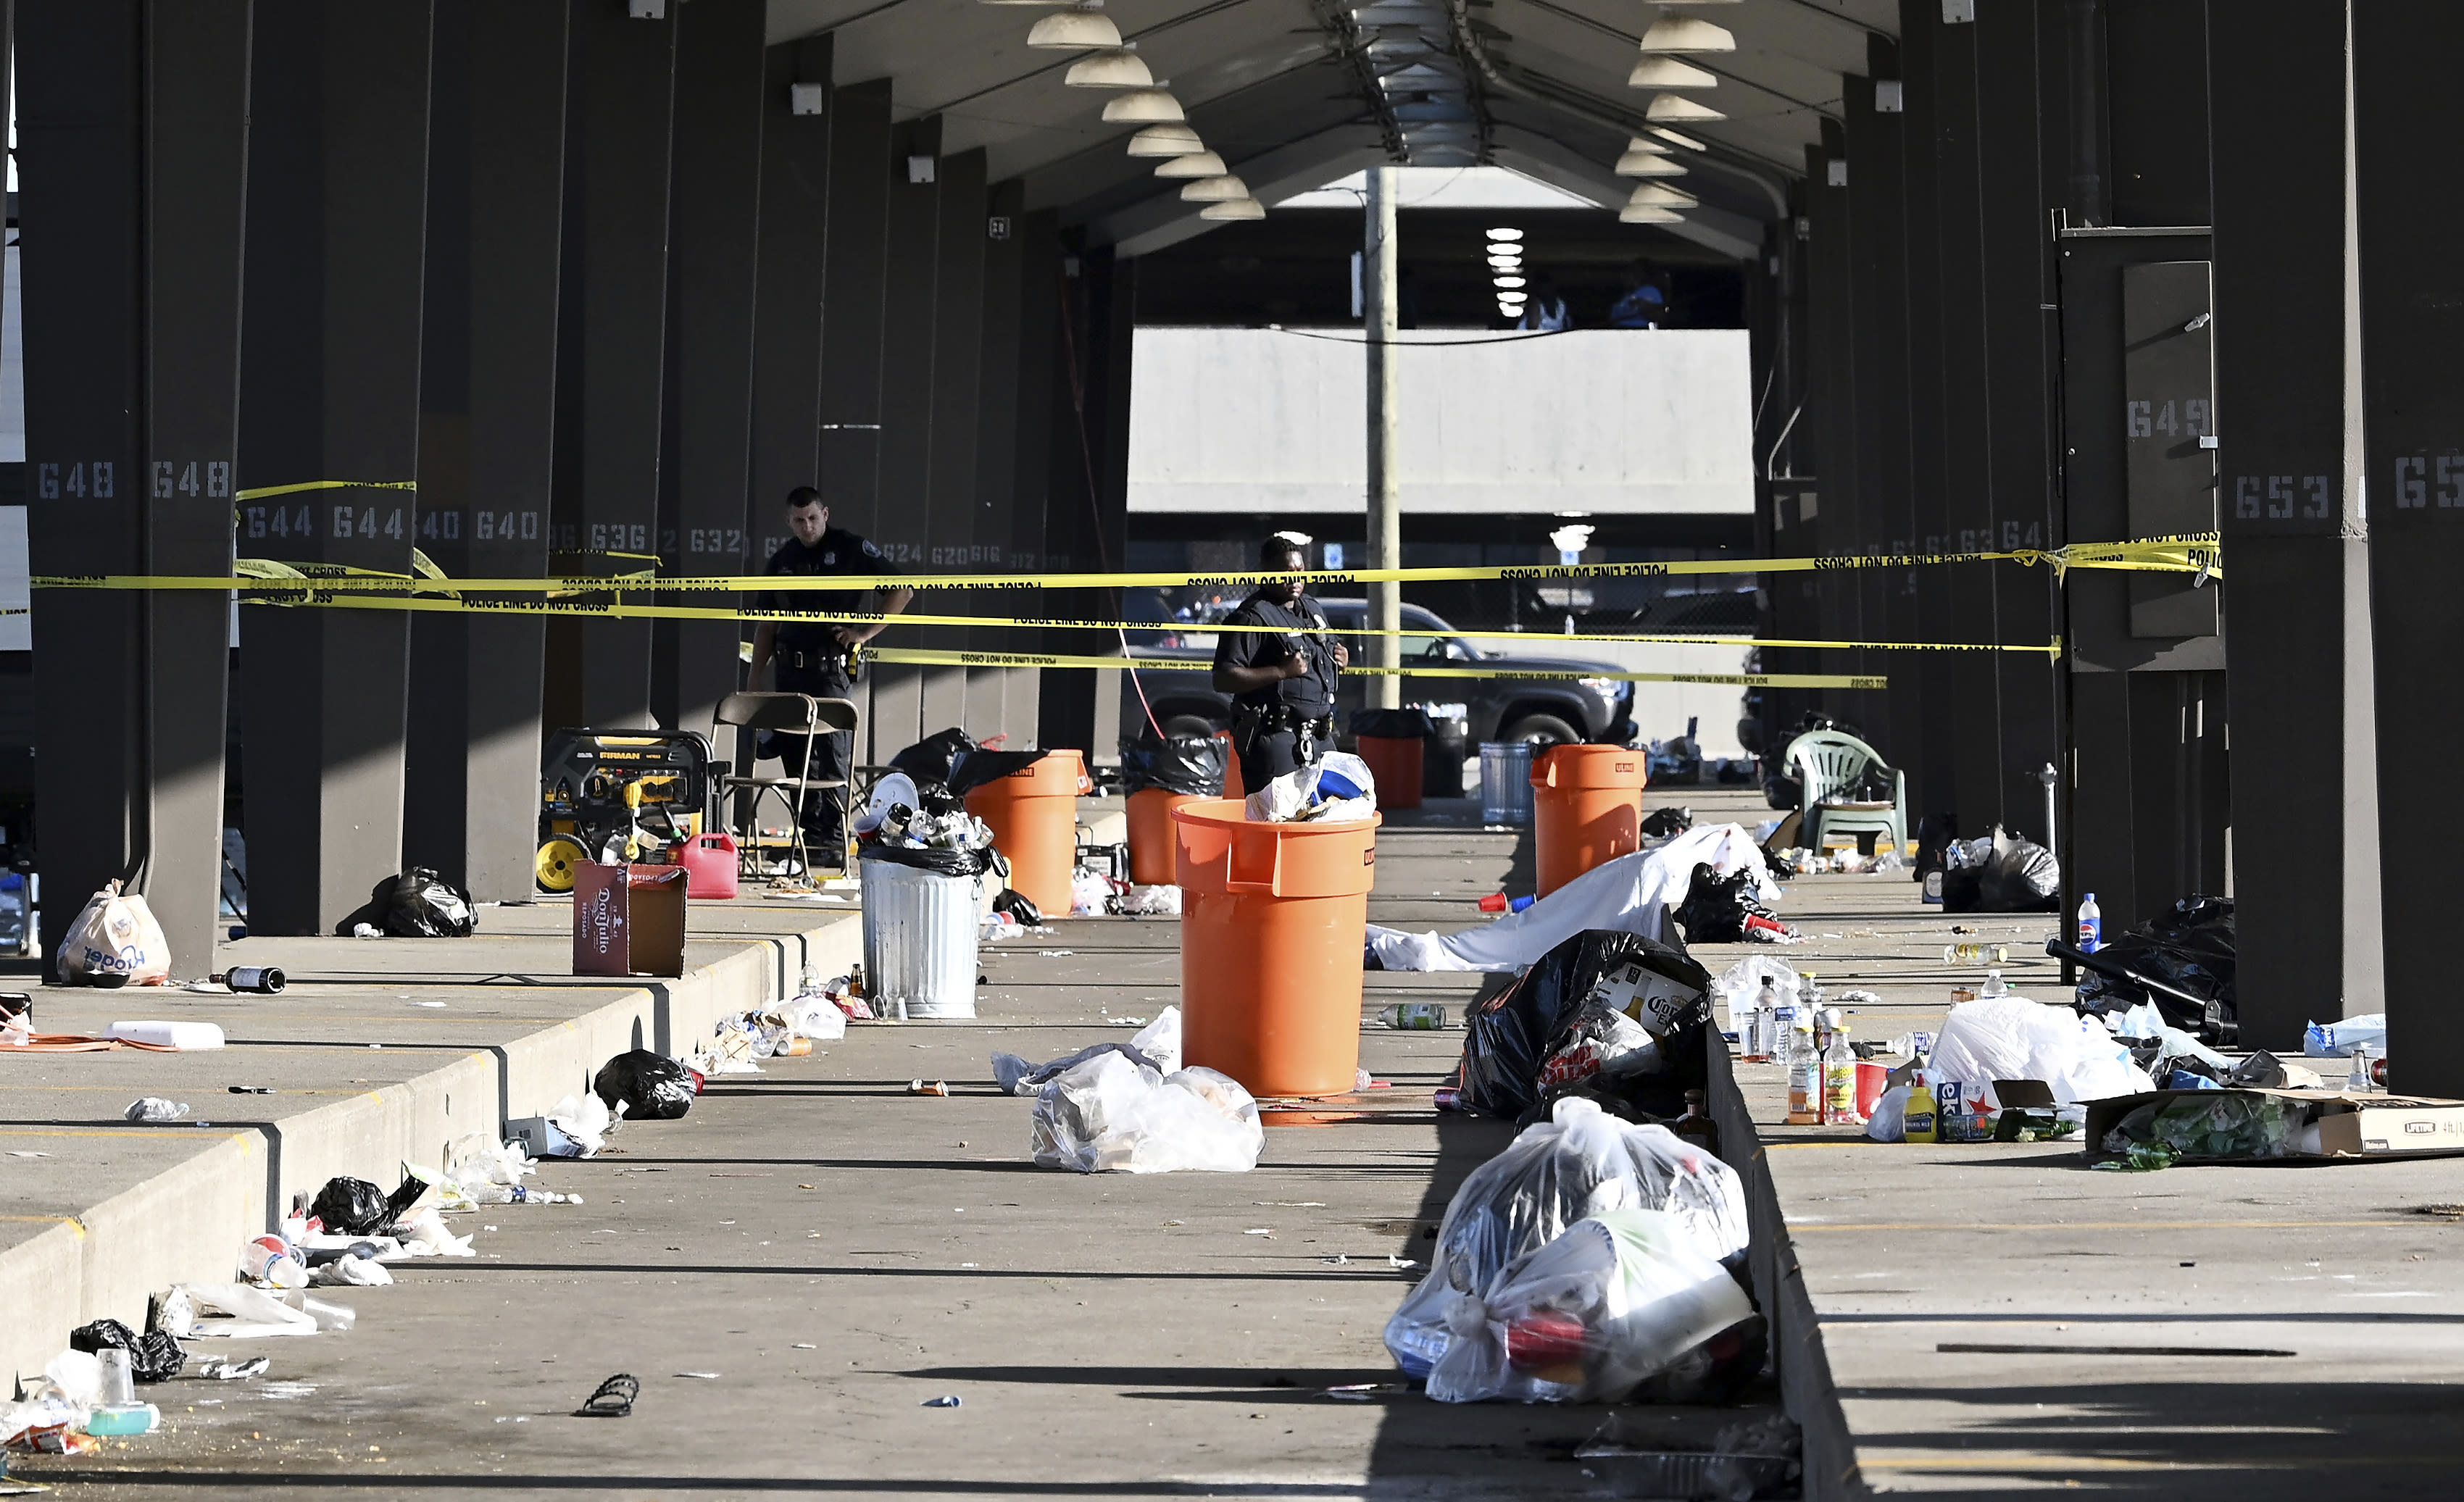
[593,1048,694,1120]
[994,1007,1183,1094]
[1028,1050,1263,1174]
[1244,752,1377,823]
[334,867,477,938]
[1386,1098,1749,1380]
[1926,995,2155,1108]
[1120,734,1229,796]
[1425,1209,1756,1404]
[1450,930,1710,1120]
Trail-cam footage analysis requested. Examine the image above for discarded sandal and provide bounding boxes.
[575,1372,638,1418]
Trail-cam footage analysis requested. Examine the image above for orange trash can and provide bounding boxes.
[1354,737,1424,809]
[964,748,1085,917]
[1174,799,1381,1097]
[1528,744,1648,898]
[1126,787,1200,885]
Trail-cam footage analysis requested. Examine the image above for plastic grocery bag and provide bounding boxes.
[993,1006,1183,1094]
[57,879,172,986]
[1928,996,2155,1107]
[1865,1085,1910,1143]
[1386,1098,1749,1379]
[1029,1049,1263,1173]
[2304,1013,2386,1058]
[1245,752,1377,823]
[1426,1208,1756,1404]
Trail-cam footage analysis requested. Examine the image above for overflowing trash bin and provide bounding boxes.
[860,843,991,1020]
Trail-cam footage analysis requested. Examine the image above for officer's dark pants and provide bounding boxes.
[1233,722,1323,795]
[771,664,853,864]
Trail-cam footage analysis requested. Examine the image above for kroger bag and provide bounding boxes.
[1427,1208,1756,1404]
[1386,1098,1747,1379]
[57,880,172,987]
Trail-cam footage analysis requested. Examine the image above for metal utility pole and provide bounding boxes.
[1364,164,1402,709]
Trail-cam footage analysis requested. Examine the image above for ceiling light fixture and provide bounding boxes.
[1486,227,1525,241]
[1647,94,1726,121]
[1179,174,1252,202]
[1199,197,1266,220]
[1628,57,1716,88]
[1124,123,1204,156]
[1065,48,1152,86]
[1616,149,1687,177]
[1493,275,1526,288]
[1619,204,1683,223]
[1152,151,1227,178]
[1026,7,1122,46]
[1636,16,1735,52]
[1626,183,1699,208]
[1101,88,1185,122]
[1648,126,1708,151]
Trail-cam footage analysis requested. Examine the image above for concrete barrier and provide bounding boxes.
[1,909,860,1388]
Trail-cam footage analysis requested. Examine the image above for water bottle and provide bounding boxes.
[1377,1003,1449,1030]
[1941,943,2010,964]
[1743,977,1777,1061]
[1786,1014,1820,1125]
[2077,892,2102,954]
[1821,1027,1858,1125]
[1979,970,2008,999]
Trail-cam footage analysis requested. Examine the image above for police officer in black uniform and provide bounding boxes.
[1211,535,1349,791]
[747,487,914,865]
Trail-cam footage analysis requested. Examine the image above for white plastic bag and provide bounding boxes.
[993,1007,1182,1093]
[1426,1208,1756,1404]
[544,1093,615,1156]
[1928,995,2155,1107]
[175,1282,321,1338]
[1120,884,1182,916]
[1865,1084,1910,1143]
[1244,752,1378,823]
[783,996,849,1041]
[57,879,172,986]
[1070,868,1115,916]
[1028,1049,1263,1173]
[1386,1099,1748,1379]
[2305,1013,2386,1058]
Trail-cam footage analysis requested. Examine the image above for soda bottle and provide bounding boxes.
[1378,1003,1449,1030]
[1786,1014,1820,1125]
[2077,892,2102,954]
[1822,1027,1857,1125]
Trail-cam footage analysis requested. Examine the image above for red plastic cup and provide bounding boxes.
[1855,1061,1887,1119]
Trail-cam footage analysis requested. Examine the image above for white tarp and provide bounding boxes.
[1366,823,1777,972]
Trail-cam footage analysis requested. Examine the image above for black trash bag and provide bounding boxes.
[1942,833,2062,914]
[1120,735,1228,797]
[1448,929,1712,1119]
[945,748,1052,798]
[890,727,976,786]
[334,867,477,938]
[594,1048,696,1120]
[859,842,993,877]
[1641,806,1694,839]
[1518,1011,1714,1129]
[1672,864,1781,944]
[71,1318,187,1384]
[2073,894,2237,1040]
[1349,706,1434,740]
[992,888,1044,926]
[309,1175,409,1236]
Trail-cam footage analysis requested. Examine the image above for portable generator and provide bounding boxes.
[536,727,720,892]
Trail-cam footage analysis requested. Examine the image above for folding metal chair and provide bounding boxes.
[715,691,862,878]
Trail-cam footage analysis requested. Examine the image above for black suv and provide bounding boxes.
[1120,598,1637,746]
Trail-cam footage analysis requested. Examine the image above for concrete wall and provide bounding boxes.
[1127,327,1756,517]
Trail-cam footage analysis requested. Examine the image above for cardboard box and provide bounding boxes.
[2083,1086,2464,1164]
[573,863,688,978]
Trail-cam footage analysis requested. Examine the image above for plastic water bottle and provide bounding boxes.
[1786,1014,1820,1125]
[1821,1027,1858,1125]
[1979,970,2008,999]
[2078,892,2102,954]
[1941,943,2010,964]
[1744,977,1777,1062]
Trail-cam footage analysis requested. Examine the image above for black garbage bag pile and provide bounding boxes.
[334,867,477,938]
[2073,895,2237,1042]
[1640,806,1694,839]
[1449,930,1714,1125]
[887,727,1050,806]
[1939,830,2062,914]
[310,1172,428,1235]
[1672,864,1787,943]
[594,1048,697,1120]
[71,1318,186,1383]
[1119,734,1228,797]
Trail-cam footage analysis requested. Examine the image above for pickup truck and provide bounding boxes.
[1119,598,1638,747]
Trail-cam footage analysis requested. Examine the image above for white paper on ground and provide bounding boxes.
[1365,824,1778,973]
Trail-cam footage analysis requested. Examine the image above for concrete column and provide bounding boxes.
[2212,0,2378,1046]
[968,178,1029,745]
[573,0,676,730]
[667,0,767,743]
[815,78,893,551]
[1844,54,1910,773]
[2353,0,2457,1088]
[1364,164,1402,712]
[405,0,569,902]
[920,145,989,740]
[235,0,433,935]
[138,0,251,964]
[19,1,146,946]
[1800,135,1857,730]
[866,114,944,761]
[1036,245,1133,756]
[1895,0,1957,825]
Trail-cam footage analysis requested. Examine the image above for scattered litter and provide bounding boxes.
[908,1080,950,1097]
[123,1097,190,1124]
[920,1395,963,1408]
[994,1008,1181,1094]
[227,1085,274,1095]
[412,1001,447,1009]
[1030,1050,1264,1175]
[194,1356,270,1381]
[1245,1228,1275,1237]
[792,1343,817,1350]
[1323,1254,1349,1265]
[675,1372,721,1380]
[1387,1255,1418,1270]
[6,1150,49,1158]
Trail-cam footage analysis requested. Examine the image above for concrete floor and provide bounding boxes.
[13,784,2457,1498]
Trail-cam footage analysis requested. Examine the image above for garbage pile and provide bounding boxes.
[2068,894,2236,1043]
[1933,829,2060,914]
[986,1006,1265,1175]
[1444,930,1716,1127]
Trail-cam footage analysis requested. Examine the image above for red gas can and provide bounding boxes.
[679,832,739,901]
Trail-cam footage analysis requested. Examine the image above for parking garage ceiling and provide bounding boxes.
[765,0,1893,259]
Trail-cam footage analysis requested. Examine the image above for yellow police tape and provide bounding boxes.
[30,531,2218,597]
[232,479,420,501]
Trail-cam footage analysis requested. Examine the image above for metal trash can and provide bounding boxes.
[1479,740,1535,825]
[859,846,986,1019]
